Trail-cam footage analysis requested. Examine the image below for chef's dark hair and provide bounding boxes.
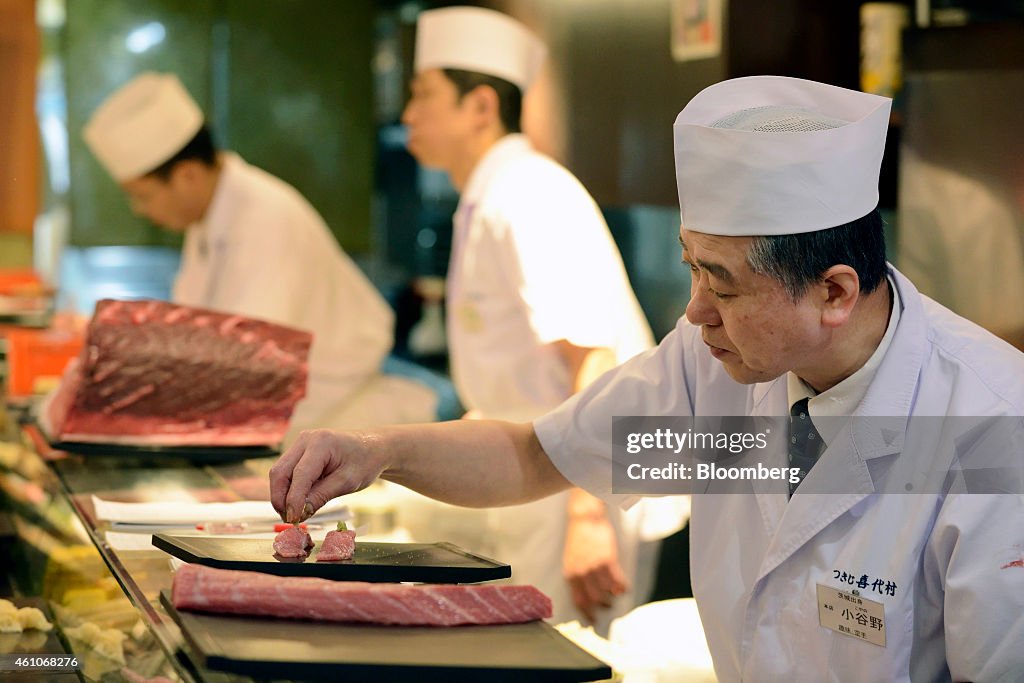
[442,68,522,134]
[146,125,218,181]
[746,208,887,299]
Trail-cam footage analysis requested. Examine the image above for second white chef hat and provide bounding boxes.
[414,6,547,92]
[673,76,891,236]
[83,72,204,182]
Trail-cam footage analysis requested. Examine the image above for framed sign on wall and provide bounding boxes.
[670,0,723,62]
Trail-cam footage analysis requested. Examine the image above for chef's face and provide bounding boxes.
[120,163,205,232]
[401,68,475,171]
[681,227,829,384]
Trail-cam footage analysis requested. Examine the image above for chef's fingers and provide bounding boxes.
[568,578,596,623]
[580,570,612,610]
[575,564,627,617]
[303,444,390,521]
[269,430,312,519]
[305,474,359,518]
[584,560,628,598]
[284,432,339,523]
[602,561,629,596]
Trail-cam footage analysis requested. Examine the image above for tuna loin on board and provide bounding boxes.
[171,564,552,626]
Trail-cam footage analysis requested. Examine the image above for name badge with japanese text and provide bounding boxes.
[816,583,886,647]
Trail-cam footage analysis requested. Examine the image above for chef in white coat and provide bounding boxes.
[394,7,684,630]
[83,73,435,436]
[271,75,1024,682]
[898,149,1024,350]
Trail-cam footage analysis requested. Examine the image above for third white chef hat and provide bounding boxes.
[414,6,547,92]
[673,76,891,236]
[83,72,204,182]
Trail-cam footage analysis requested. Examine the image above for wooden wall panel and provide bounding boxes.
[0,0,40,234]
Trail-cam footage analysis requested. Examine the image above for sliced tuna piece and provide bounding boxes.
[273,525,314,558]
[316,529,356,561]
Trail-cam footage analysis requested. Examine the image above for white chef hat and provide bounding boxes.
[414,6,547,92]
[83,72,204,182]
[674,76,891,236]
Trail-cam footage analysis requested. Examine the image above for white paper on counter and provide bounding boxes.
[93,495,351,526]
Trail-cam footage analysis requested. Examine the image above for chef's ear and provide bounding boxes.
[818,265,861,328]
[468,84,500,120]
[169,158,205,186]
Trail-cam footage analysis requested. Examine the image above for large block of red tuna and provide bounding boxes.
[172,564,552,626]
[43,299,311,446]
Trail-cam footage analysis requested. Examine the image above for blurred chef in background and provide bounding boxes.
[82,73,435,437]
[397,6,687,631]
[899,150,1024,351]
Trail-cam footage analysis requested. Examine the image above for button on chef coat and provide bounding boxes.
[535,266,1024,682]
[172,153,402,431]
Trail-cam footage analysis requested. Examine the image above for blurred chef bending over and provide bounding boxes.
[81,73,436,437]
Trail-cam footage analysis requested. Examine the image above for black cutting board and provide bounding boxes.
[31,421,279,464]
[153,533,512,583]
[160,590,612,682]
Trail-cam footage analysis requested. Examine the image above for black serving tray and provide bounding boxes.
[160,590,612,683]
[153,534,512,584]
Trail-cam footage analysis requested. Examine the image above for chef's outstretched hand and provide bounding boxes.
[270,429,388,524]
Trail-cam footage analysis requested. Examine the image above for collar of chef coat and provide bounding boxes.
[786,274,902,447]
[188,151,246,247]
[459,133,533,210]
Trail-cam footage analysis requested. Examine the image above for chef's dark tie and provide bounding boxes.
[789,398,825,496]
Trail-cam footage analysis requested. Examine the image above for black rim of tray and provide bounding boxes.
[152,534,512,584]
[31,420,280,462]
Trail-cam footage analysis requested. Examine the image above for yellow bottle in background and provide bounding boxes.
[861,2,910,99]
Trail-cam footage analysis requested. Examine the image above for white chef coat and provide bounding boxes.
[447,134,654,423]
[899,151,1024,345]
[173,153,434,433]
[535,266,1024,682]
[422,134,679,632]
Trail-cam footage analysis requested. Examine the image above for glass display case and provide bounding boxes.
[0,403,269,682]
